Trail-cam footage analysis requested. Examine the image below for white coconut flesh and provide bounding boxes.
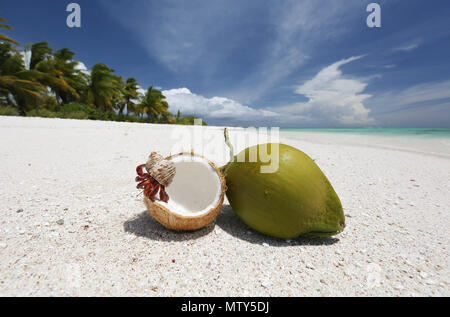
[157,154,222,217]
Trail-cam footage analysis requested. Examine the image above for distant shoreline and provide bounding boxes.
[281,128,450,138]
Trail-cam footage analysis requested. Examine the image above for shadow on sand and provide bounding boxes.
[215,205,340,247]
[124,205,340,246]
[123,210,214,242]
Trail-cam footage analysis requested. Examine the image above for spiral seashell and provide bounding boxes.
[149,159,176,187]
[145,152,164,173]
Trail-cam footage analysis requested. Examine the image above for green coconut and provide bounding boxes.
[222,129,345,239]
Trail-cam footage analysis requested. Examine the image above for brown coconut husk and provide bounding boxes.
[144,152,226,231]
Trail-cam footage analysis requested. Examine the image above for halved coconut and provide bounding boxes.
[144,152,226,231]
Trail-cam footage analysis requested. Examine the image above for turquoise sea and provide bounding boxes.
[280,128,450,138]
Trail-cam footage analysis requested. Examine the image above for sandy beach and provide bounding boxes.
[0,116,449,296]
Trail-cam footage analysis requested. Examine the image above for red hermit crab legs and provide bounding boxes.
[135,164,169,202]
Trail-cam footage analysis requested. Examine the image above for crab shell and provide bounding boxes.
[144,152,226,231]
[145,152,164,172]
[148,159,176,187]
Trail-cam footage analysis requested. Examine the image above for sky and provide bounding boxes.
[2,0,450,127]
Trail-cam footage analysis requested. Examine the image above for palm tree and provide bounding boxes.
[0,17,46,112]
[139,87,168,123]
[86,63,122,113]
[0,16,19,45]
[28,42,52,70]
[1,15,187,124]
[112,76,126,116]
[27,43,80,105]
[123,77,140,117]
[52,48,89,104]
[0,41,48,114]
[0,40,81,112]
[160,110,176,123]
[132,101,145,119]
[0,74,47,113]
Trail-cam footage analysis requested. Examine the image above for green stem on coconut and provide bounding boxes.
[220,128,234,174]
[224,128,234,162]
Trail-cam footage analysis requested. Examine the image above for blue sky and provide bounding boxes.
[2,0,450,127]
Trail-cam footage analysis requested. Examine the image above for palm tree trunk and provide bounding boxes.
[146,110,152,123]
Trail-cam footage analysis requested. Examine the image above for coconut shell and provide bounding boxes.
[144,152,226,231]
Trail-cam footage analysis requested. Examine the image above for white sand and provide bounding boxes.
[0,116,448,296]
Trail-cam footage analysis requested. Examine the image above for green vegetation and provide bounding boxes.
[0,16,206,125]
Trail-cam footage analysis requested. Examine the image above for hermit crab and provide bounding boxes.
[135,151,226,231]
[135,152,175,203]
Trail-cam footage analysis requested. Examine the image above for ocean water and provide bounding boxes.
[280,128,450,138]
[279,128,450,158]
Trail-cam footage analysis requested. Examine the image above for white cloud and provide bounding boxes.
[137,86,163,94]
[161,57,377,126]
[19,50,31,70]
[227,0,363,103]
[100,0,364,104]
[74,61,91,76]
[270,56,375,126]
[136,85,146,97]
[369,80,450,115]
[394,42,420,52]
[368,81,450,127]
[374,101,450,128]
[162,88,277,122]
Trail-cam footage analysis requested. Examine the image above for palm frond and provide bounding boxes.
[0,34,19,45]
